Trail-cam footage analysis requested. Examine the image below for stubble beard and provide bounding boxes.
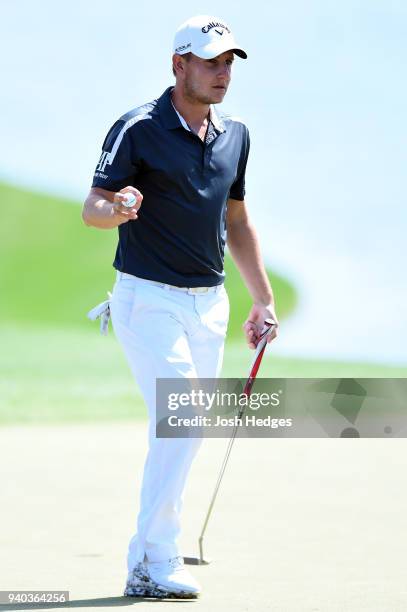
[183,78,225,105]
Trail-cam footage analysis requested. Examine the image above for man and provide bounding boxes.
[82,14,278,599]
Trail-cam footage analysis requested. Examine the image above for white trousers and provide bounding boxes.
[109,271,229,568]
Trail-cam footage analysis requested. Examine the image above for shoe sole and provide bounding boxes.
[124,585,200,599]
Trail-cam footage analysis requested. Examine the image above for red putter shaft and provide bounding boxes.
[242,318,276,398]
[184,317,276,566]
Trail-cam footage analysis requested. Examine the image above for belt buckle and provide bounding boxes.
[189,286,209,294]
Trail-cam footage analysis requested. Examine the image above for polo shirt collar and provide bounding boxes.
[209,105,225,133]
[158,86,226,134]
[171,102,191,132]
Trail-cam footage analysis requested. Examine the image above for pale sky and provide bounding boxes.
[1,0,406,363]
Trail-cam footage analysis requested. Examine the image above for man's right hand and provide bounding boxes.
[82,186,143,229]
[113,186,143,223]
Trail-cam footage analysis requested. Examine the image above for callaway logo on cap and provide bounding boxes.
[173,15,247,60]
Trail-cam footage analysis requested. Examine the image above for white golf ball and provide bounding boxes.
[122,193,137,208]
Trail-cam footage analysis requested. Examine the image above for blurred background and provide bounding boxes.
[1,0,406,423]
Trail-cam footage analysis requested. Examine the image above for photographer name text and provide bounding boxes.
[167,415,292,428]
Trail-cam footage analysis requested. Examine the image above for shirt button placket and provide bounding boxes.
[203,146,211,171]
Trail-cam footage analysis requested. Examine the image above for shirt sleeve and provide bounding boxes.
[91,119,139,192]
[229,126,250,201]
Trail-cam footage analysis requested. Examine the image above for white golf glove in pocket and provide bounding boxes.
[87,292,112,336]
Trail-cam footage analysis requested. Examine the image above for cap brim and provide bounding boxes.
[193,39,247,60]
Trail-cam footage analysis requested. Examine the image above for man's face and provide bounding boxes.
[178,51,234,104]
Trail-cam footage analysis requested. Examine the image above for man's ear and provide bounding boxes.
[172,54,185,76]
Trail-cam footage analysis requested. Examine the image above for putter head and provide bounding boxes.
[183,556,211,566]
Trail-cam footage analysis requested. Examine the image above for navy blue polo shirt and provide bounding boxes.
[92,86,250,287]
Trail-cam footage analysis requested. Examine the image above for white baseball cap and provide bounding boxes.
[173,15,247,60]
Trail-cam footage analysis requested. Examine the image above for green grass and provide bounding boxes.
[0,182,296,340]
[1,325,405,424]
[1,181,404,426]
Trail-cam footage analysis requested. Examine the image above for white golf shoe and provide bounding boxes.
[147,556,201,598]
[124,557,201,599]
[124,562,164,598]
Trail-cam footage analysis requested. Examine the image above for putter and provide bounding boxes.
[183,318,276,566]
